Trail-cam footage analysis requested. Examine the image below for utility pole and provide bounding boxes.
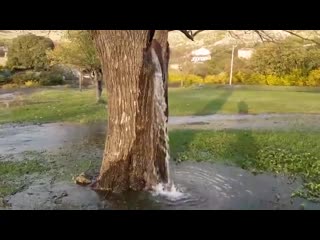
[229,45,236,86]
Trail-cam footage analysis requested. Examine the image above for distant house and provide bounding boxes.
[169,64,181,70]
[191,48,211,63]
[238,48,254,60]
[0,46,8,58]
[0,46,8,66]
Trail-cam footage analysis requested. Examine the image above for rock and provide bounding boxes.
[74,173,92,185]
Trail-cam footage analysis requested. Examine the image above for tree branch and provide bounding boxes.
[284,30,320,45]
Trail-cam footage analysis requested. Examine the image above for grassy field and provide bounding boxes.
[0,88,107,124]
[170,129,320,200]
[1,85,320,124]
[169,85,320,115]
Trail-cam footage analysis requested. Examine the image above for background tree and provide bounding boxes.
[250,37,320,76]
[49,31,102,101]
[6,34,54,71]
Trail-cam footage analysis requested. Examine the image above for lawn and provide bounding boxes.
[170,129,320,201]
[1,85,320,124]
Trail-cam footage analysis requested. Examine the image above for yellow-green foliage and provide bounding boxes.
[25,80,40,88]
[170,68,320,87]
[1,83,19,89]
[169,72,185,83]
[185,74,203,86]
[307,69,320,86]
[204,72,228,84]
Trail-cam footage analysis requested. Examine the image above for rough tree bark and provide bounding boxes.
[91,30,170,192]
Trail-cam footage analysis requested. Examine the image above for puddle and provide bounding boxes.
[6,162,320,210]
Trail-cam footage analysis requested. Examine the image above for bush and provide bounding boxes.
[204,72,228,84]
[169,72,185,83]
[0,75,7,85]
[0,69,12,85]
[234,71,249,84]
[184,74,203,86]
[307,69,320,86]
[25,80,40,88]
[11,71,39,85]
[1,83,19,89]
[39,71,64,86]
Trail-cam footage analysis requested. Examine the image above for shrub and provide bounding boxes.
[39,71,64,86]
[25,80,40,88]
[1,83,19,89]
[169,72,185,83]
[306,69,320,86]
[184,74,203,86]
[204,73,228,84]
[234,71,249,84]
[11,71,39,85]
[0,75,6,85]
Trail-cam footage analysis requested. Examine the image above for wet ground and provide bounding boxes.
[1,114,320,210]
[6,161,320,210]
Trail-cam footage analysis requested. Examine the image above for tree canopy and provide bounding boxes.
[6,34,54,70]
[49,30,100,71]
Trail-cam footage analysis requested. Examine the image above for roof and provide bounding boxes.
[238,48,254,51]
[191,47,211,56]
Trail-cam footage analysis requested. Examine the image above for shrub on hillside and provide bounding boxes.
[39,71,64,86]
[184,74,203,86]
[1,83,19,89]
[169,72,185,83]
[204,72,228,84]
[306,69,320,86]
[25,80,40,88]
[11,71,39,85]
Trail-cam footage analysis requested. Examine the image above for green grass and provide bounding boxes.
[170,129,320,201]
[1,85,320,124]
[169,85,320,115]
[0,88,107,124]
[0,157,48,198]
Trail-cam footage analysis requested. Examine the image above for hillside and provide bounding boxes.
[0,30,65,42]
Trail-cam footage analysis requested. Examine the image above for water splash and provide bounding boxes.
[151,183,186,201]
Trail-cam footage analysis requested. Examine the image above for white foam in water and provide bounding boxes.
[151,183,186,201]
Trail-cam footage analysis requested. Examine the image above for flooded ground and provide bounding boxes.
[1,114,320,210]
[5,162,320,210]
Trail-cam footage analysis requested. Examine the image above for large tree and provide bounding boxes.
[90,30,170,192]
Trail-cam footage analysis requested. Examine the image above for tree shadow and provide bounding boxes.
[223,101,259,171]
[238,100,249,114]
[170,87,234,162]
[195,87,234,116]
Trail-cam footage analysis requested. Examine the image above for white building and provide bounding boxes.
[0,46,8,66]
[191,48,211,63]
[238,48,254,60]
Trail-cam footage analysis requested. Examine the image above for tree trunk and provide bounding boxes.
[91,30,170,192]
[79,70,83,91]
[93,69,103,102]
